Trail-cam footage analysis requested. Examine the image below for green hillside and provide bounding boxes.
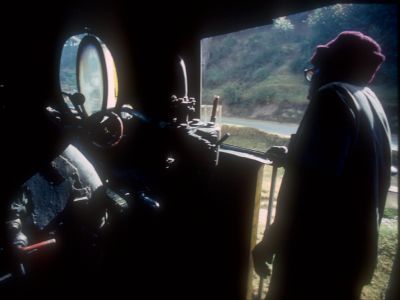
[201,4,398,128]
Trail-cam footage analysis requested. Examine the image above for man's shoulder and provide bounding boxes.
[318,82,379,104]
[314,82,359,117]
[318,81,363,95]
[317,81,390,136]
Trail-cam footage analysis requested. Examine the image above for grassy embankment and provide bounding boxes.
[221,124,290,152]
[254,165,397,300]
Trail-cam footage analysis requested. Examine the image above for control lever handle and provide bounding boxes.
[216,133,230,146]
[210,95,219,123]
[62,92,88,118]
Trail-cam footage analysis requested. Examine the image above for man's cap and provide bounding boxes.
[310,31,385,84]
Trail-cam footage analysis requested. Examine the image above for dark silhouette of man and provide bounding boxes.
[252,31,392,300]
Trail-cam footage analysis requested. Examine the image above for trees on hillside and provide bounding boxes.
[202,4,398,124]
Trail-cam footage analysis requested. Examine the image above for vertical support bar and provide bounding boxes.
[246,164,265,300]
[257,164,278,300]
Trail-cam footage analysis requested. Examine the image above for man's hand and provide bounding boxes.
[265,146,288,167]
[252,239,274,278]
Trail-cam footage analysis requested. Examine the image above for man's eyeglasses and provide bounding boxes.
[304,67,319,82]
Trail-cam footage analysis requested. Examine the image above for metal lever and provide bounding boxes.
[216,133,230,146]
[18,239,56,253]
[62,92,88,118]
[210,95,219,123]
[178,57,188,99]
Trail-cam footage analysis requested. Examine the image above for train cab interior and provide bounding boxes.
[0,1,398,299]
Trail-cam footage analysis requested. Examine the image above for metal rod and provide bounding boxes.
[210,95,219,123]
[179,57,188,98]
[0,273,12,284]
[266,165,278,227]
[257,164,278,300]
[257,277,265,300]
